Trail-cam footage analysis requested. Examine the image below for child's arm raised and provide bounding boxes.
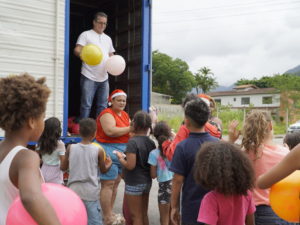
[11,150,61,225]
[98,149,112,173]
[257,144,300,189]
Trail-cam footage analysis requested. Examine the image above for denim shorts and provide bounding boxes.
[255,205,300,225]
[97,142,126,180]
[125,183,152,196]
[82,200,103,225]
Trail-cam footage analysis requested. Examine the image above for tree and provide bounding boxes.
[194,67,218,94]
[152,50,196,104]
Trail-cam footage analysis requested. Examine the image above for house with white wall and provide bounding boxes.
[208,85,281,110]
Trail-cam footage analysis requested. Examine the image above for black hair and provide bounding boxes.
[38,117,62,155]
[132,111,152,133]
[284,132,300,150]
[153,121,172,158]
[194,142,255,196]
[79,118,97,138]
[184,98,210,128]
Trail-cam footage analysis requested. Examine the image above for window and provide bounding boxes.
[262,96,272,104]
[215,99,221,104]
[241,97,250,105]
[233,98,236,101]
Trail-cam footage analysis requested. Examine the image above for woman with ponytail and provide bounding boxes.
[242,110,295,225]
[148,121,174,225]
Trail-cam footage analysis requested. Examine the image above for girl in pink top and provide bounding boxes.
[194,142,256,225]
[242,110,294,225]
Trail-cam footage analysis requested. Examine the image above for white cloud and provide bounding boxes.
[153,0,300,86]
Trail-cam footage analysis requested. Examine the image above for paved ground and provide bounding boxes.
[112,135,285,225]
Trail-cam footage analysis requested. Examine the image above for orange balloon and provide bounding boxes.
[270,170,300,222]
[92,142,106,161]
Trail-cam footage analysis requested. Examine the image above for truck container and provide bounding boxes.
[0,0,152,143]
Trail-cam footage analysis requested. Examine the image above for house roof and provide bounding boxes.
[233,84,258,90]
[208,88,280,97]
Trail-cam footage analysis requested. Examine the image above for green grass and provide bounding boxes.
[158,109,286,135]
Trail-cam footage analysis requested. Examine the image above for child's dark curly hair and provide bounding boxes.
[0,73,50,132]
[153,121,172,158]
[38,117,62,155]
[132,111,152,133]
[184,99,210,128]
[194,141,255,196]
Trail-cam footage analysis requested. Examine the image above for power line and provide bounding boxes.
[153,5,300,25]
[152,13,300,35]
[155,0,299,15]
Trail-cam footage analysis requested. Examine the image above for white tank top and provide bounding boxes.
[0,145,25,225]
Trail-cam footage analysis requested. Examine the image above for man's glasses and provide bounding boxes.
[96,21,107,26]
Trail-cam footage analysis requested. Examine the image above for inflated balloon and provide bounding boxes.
[92,142,106,161]
[6,183,87,225]
[270,170,300,222]
[81,44,103,66]
[105,55,126,76]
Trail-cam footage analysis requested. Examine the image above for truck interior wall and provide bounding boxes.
[68,0,143,120]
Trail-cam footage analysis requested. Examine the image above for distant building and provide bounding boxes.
[208,85,280,111]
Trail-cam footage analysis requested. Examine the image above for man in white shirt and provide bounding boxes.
[74,12,115,119]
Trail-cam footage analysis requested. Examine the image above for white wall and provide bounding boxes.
[0,0,65,136]
[214,93,280,108]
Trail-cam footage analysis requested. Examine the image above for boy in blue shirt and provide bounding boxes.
[170,99,218,225]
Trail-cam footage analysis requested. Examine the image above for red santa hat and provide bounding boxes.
[108,89,127,106]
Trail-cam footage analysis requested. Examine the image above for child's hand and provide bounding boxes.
[113,150,126,160]
[228,120,240,143]
[105,156,112,167]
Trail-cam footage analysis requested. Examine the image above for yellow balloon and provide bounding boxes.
[270,171,300,222]
[92,142,106,161]
[80,44,103,66]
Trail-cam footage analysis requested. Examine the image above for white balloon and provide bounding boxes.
[105,55,126,76]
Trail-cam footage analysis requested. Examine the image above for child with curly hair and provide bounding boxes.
[148,121,174,225]
[38,117,66,184]
[0,74,61,224]
[195,142,256,225]
[115,111,156,225]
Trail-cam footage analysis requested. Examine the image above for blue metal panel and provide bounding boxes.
[141,0,152,111]
[63,0,70,137]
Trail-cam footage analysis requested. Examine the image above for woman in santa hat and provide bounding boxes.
[96,89,130,225]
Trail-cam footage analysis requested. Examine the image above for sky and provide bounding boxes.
[152,0,300,86]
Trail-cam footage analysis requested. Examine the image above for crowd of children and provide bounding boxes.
[2,73,300,225]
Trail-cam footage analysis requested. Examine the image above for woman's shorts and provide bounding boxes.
[125,183,152,196]
[158,180,172,204]
[96,142,127,180]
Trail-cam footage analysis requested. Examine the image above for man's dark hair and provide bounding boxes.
[93,12,108,21]
[184,98,210,128]
[194,142,255,196]
[79,118,96,138]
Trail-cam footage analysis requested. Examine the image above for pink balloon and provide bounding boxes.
[6,183,87,225]
[105,55,126,76]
